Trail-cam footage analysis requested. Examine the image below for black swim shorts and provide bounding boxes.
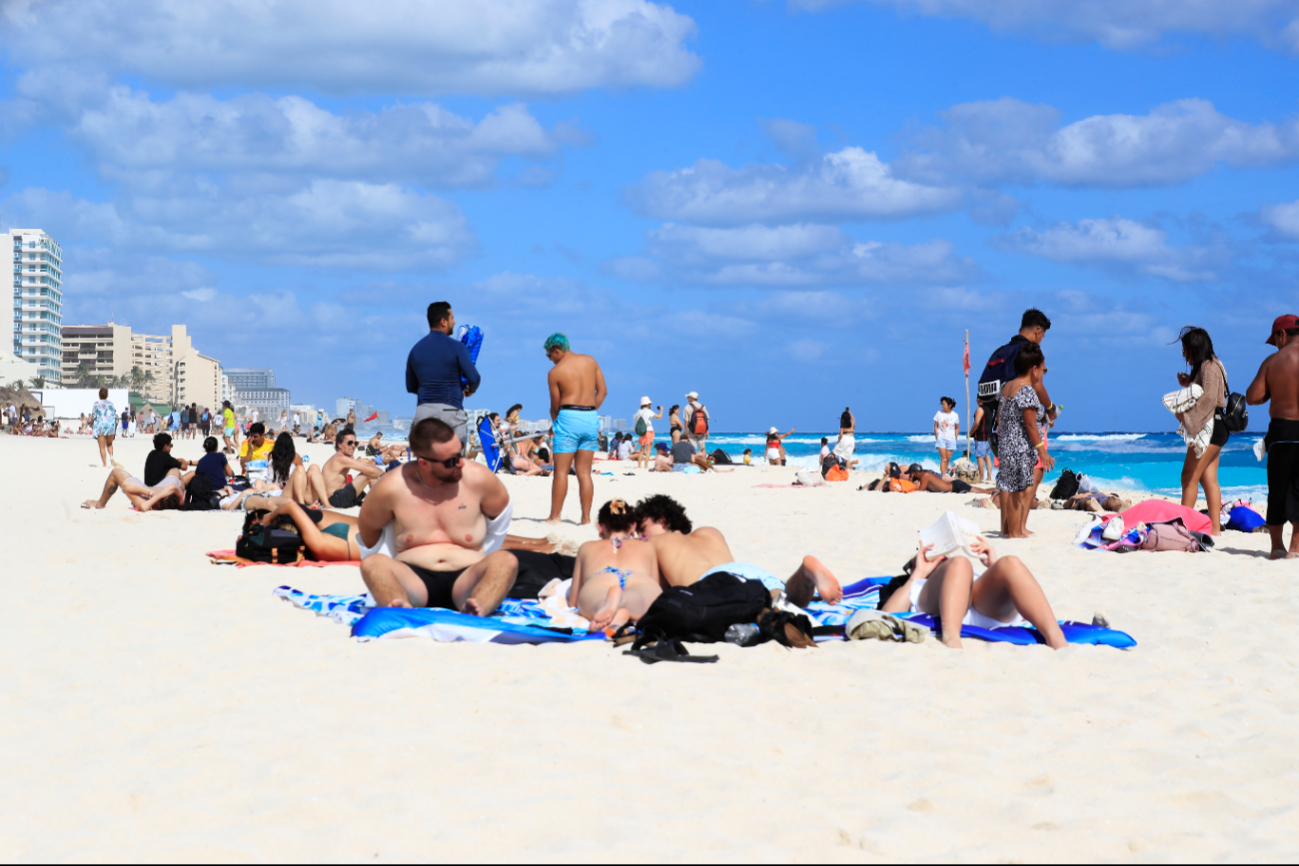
[405,564,469,610]
[510,551,576,600]
[328,485,360,509]
[1266,419,1299,526]
[950,479,971,494]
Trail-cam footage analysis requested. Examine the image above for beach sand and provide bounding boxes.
[2,433,1296,861]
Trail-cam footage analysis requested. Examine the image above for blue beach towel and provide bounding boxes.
[456,324,483,391]
[350,607,605,644]
[478,416,503,473]
[822,577,1137,648]
[275,585,603,644]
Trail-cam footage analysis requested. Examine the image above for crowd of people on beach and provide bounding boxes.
[54,295,1299,652]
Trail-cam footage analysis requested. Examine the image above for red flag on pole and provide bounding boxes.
[364,411,379,423]
[962,341,970,376]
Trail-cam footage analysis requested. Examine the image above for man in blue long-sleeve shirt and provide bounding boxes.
[408,301,480,449]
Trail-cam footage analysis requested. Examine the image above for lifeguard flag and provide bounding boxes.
[963,342,970,375]
[364,411,379,423]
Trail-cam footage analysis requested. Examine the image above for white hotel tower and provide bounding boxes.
[7,228,64,383]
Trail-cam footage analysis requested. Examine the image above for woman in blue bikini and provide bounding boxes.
[568,499,662,632]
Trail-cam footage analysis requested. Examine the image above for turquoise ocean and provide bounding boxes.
[358,421,1268,503]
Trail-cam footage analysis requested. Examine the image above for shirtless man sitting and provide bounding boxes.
[321,426,385,509]
[357,417,520,615]
[635,494,843,607]
[568,499,662,631]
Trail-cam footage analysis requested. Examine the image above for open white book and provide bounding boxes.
[920,511,985,562]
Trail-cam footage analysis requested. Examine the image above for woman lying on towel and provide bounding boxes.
[880,537,1067,650]
[255,499,570,563]
[568,499,662,632]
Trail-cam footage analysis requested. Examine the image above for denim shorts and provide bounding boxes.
[972,440,991,459]
[935,437,956,452]
[552,409,599,454]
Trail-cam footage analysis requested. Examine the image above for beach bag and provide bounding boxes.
[794,469,825,486]
[1141,519,1203,553]
[236,527,305,564]
[825,464,849,482]
[633,573,771,645]
[1226,505,1267,533]
[634,414,647,436]
[1049,469,1080,501]
[711,448,733,465]
[1218,362,1248,433]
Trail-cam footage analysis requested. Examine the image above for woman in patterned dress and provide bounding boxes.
[996,343,1054,538]
[90,387,117,468]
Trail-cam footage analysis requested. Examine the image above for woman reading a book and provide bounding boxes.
[880,536,1068,650]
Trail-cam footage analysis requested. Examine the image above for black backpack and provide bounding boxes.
[711,448,733,465]
[1049,468,1080,500]
[236,510,306,563]
[633,573,770,645]
[181,472,217,511]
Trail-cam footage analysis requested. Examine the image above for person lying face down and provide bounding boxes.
[879,536,1067,650]
[567,499,662,632]
[635,494,843,606]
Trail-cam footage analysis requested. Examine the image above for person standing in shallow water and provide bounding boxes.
[544,333,607,525]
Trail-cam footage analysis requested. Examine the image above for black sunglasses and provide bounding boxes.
[416,452,463,469]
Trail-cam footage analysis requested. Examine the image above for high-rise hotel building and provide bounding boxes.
[8,229,64,383]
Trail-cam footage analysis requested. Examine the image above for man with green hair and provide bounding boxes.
[544,332,607,525]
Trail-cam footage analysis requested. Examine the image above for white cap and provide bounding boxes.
[768,426,778,435]
[686,391,699,400]
[640,396,651,406]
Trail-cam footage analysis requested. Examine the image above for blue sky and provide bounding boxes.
[4,0,1299,432]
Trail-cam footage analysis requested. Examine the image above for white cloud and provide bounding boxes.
[788,338,830,362]
[899,98,1299,188]
[4,181,476,269]
[994,216,1226,281]
[645,223,979,286]
[1259,200,1299,241]
[790,0,1299,53]
[61,86,574,188]
[627,147,961,225]
[601,256,663,281]
[0,0,700,96]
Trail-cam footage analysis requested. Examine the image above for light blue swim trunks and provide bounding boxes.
[552,408,599,454]
[700,562,785,592]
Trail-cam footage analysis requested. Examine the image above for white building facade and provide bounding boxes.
[8,229,64,383]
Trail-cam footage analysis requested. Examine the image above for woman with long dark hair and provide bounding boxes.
[1174,326,1228,535]
[269,431,332,507]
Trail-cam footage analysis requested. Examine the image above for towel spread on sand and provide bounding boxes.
[210,550,363,568]
[276,576,1136,647]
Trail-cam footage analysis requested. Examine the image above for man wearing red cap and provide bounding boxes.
[1247,314,1299,558]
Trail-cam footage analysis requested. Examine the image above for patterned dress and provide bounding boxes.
[91,399,117,438]
[995,386,1043,493]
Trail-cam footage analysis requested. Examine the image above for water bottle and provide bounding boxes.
[301,454,310,465]
[724,622,761,647]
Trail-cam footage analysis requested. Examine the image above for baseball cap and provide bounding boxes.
[640,396,651,406]
[686,391,699,400]
[1267,315,1299,345]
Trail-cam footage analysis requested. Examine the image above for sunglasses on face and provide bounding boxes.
[417,452,462,469]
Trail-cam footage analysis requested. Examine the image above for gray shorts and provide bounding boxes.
[413,403,468,451]
[685,432,707,452]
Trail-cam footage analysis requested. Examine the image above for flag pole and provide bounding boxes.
[964,329,971,460]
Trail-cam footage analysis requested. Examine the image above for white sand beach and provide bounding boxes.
[3,433,1297,861]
